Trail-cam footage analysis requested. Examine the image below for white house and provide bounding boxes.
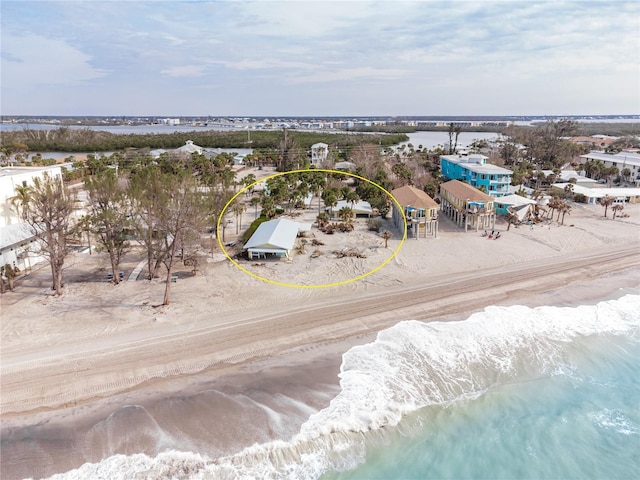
[243,218,300,260]
[176,140,204,155]
[0,164,70,271]
[539,170,598,188]
[310,143,329,167]
[334,161,356,172]
[580,151,640,186]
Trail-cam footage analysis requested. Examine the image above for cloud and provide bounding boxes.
[286,66,408,84]
[1,33,107,88]
[161,65,207,77]
[0,0,637,115]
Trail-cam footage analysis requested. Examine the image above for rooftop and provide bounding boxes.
[580,151,640,167]
[391,185,438,210]
[441,154,512,175]
[440,180,494,204]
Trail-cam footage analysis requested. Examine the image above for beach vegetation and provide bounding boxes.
[367,218,382,232]
[2,264,17,291]
[316,212,330,229]
[573,193,587,204]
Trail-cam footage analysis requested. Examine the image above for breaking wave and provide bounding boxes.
[44,294,640,480]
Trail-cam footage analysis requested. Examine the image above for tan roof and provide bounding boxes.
[440,180,493,203]
[390,185,438,209]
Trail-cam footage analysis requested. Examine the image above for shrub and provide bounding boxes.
[242,215,270,243]
[573,193,587,204]
[367,218,382,232]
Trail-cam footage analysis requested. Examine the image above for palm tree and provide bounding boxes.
[382,230,393,248]
[233,202,246,234]
[345,190,360,209]
[600,195,614,217]
[563,183,574,198]
[339,206,354,224]
[260,194,276,219]
[10,184,32,218]
[250,196,261,219]
[323,192,338,218]
[243,174,257,194]
[505,211,519,231]
[76,215,93,254]
[555,199,566,221]
[546,197,561,220]
[560,202,571,225]
[612,204,624,219]
[316,212,330,229]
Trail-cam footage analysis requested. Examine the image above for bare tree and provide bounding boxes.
[128,166,172,279]
[157,174,208,306]
[85,170,131,284]
[12,172,74,295]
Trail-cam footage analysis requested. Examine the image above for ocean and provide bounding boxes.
[36,292,640,480]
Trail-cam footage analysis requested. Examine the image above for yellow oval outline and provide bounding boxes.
[217,168,407,288]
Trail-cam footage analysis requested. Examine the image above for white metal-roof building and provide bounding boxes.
[176,140,204,155]
[580,151,640,186]
[331,200,372,217]
[540,170,598,187]
[552,184,640,205]
[494,194,538,215]
[244,218,300,260]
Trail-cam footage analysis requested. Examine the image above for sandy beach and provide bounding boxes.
[1,200,639,479]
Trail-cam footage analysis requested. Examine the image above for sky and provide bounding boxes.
[1,0,639,117]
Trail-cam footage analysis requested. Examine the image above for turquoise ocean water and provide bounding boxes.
[325,328,639,480]
[45,293,640,479]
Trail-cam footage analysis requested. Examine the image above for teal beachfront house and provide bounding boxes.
[440,154,512,197]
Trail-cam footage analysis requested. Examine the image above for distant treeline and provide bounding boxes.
[2,122,638,155]
[0,128,409,153]
[561,122,640,137]
[354,122,640,137]
[351,125,509,134]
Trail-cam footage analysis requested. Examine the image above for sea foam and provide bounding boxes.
[42,294,640,480]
